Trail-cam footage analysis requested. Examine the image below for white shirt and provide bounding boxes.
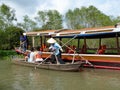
[28,52,34,63]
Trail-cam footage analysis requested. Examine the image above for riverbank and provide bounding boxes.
[0,50,21,60]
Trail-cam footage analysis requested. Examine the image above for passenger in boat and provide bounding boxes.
[24,50,31,61]
[28,47,35,63]
[96,45,106,54]
[115,23,118,28]
[47,38,65,64]
[80,44,87,54]
[40,43,47,52]
[68,45,76,53]
[115,23,120,28]
[34,46,43,63]
[65,45,70,53]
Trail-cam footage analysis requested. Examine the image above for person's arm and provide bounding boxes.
[48,45,55,52]
[49,46,52,49]
[60,48,63,52]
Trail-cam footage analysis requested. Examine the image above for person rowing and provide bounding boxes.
[47,38,65,64]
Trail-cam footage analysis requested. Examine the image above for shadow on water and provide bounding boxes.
[0,60,120,90]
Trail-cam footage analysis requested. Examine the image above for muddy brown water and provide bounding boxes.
[0,60,120,90]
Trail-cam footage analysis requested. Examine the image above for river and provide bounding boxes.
[0,60,120,90]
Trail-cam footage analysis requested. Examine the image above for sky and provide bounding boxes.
[0,0,120,22]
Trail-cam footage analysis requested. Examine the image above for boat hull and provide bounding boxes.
[12,59,82,72]
[42,52,120,70]
[14,50,120,70]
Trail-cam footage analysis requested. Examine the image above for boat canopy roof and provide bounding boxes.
[25,26,120,39]
[25,26,114,36]
[53,29,120,39]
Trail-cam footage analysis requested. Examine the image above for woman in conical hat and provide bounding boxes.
[47,38,65,64]
[47,38,56,43]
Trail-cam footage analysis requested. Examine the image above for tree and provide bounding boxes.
[34,11,48,28]
[86,6,112,27]
[17,15,37,32]
[0,30,5,49]
[5,26,24,49]
[35,10,63,30]
[110,16,120,25]
[0,4,17,30]
[65,5,113,29]
[65,9,75,29]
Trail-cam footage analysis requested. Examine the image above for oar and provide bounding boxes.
[77,54,94,67]
[56,37,78,64]
[72,51,76,64]
[56,38,94,67]
[58,34,78,48]
[35,35,77,69]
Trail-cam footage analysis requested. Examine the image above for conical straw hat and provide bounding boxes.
[47,38,56,43]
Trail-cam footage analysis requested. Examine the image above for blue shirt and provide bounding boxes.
[49,43,62,55]
[20,35,27,42]
[20,35,25,42]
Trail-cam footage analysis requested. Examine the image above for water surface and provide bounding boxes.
[0,60,120,90]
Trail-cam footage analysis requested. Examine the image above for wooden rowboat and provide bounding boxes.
[12,59,84,72]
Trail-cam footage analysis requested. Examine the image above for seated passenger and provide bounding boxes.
[96,45,106,54]
[34,46,43,63]
[40,43,48,52]
[28,47,35,63]
[65,45,70,53]
[24,50,31,61]
[68,45,76,54]
[80,44,87,54]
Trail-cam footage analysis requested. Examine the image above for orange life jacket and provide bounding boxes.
[35,52,42,59]
[97,45,106,54]
[40,44,47,51]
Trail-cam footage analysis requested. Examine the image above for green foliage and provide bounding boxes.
[0,4,120,51]
[0,4,24,50]
[0,26,24,50]
[111,16,120,25]
[5,26,24,49]
[0,50,17,57]
[0,50,21,60]
[35,10,63,30]
[0,30,5,49]
[17,15,37,31]
[0,4,17,30]
[34,11,48,28]
[65,5,114,29]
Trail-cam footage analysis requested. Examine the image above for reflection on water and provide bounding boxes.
[0,60,120,90]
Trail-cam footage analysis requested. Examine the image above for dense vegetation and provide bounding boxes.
[0,50,17,57]
[0,4,120,53]
[0,50,18,60]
